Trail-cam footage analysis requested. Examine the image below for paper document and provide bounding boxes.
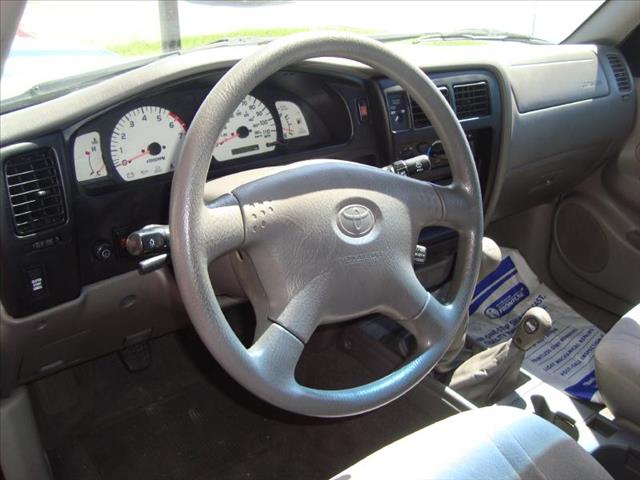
[467,248,603,403]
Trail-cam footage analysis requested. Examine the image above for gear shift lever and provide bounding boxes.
[449,307,553,405]
[513,307,552,351]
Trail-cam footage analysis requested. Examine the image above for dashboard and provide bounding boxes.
[0,40,635,390]
[0,64,501,319]
[0,69,386,320]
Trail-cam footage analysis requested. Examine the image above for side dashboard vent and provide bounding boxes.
[606,53,631,92]
[453,82,490,119]
[410,86,450,128]
[4,147,66,236]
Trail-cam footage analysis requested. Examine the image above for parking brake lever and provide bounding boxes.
[531,395,579,440]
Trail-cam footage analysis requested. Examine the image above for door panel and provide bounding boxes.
[551,83,640,316]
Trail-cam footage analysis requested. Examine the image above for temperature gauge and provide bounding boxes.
[276,101,309,140]
[74,131,107,182]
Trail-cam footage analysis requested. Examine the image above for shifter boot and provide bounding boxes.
[449,307,552,405]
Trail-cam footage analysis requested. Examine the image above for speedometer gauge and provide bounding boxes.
[213,95,277,161]
[110,106,187,181]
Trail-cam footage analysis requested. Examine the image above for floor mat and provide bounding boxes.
[467,248,604,403]
[31,330,437,480]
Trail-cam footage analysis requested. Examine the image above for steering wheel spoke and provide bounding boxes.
[430,182,475,232]
[392,271,455,351]
[248,323,304,390]
[407,292,455,351]
[200,194,246,261]
[268,286,327,343]
[405,179,475,234]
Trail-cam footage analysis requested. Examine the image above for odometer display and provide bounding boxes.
[213,95,277,161]
[110,106,187,182]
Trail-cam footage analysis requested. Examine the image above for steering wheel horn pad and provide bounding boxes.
[170,32,483,417]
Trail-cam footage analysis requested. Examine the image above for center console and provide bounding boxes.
[377,69,502,289]
[379,70,501,192]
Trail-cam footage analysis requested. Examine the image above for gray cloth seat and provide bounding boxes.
[332,406,612,480]
[595,303,640,432]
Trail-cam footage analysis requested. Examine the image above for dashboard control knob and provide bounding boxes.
[94,242,114,261]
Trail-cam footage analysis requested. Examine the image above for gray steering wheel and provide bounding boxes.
[169,32,483,417]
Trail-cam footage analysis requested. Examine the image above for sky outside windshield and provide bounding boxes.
[3,0,605,101]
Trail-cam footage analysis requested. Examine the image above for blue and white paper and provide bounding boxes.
[467,249,604,404]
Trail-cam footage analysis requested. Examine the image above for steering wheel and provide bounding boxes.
[169,32,483,418]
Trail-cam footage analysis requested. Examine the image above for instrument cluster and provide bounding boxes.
[72,92,315,185]
[68,67,360,190]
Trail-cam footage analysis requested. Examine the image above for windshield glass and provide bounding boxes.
[2,0,604,108]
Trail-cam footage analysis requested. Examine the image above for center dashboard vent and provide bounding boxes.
[4,147,66,236]
[410,86,450,128]
[606,53,631,92]
[453,82,490,119]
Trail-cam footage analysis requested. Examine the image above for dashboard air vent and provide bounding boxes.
[453,82,490,119]
[4,147,66,236]
[410,87,450,128]
[606,54,631,92]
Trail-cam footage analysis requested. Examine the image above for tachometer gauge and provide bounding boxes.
[73,131,107,182]
[276,100,309,140]
[110,106,187,181]
[214,95,277,161]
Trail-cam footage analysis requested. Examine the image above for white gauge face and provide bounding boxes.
[110,106,187,182]
[276,100,309,140]
[73,131,107,182]
[214,95,277,161]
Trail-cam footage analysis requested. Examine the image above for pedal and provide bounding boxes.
[119,342,151,372]
[119,329,152,372]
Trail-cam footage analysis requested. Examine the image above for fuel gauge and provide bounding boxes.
[74,131,107,183]
[276,100,309,140]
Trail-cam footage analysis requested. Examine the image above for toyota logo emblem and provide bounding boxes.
[338,204,375,238]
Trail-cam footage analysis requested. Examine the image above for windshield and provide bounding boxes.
[2,0,604,108]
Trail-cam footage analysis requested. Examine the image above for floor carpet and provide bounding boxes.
[31,329,438,480]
